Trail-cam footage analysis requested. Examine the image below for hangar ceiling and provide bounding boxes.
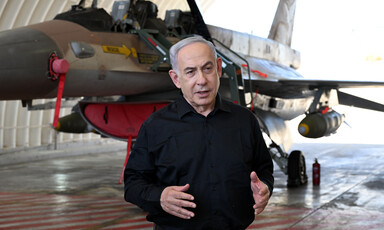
[0,0,215,150]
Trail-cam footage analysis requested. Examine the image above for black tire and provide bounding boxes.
[287,150,308,187]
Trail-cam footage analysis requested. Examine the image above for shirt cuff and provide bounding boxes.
[145,185,166,214]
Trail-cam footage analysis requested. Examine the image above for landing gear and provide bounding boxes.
[268,143,308,187]
[253,110,308,187]
[287,150,308,187]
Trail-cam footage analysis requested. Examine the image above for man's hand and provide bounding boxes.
[250,171,270,215]
[160,184,196,219]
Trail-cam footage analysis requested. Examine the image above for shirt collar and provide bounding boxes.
[176,92,231,119]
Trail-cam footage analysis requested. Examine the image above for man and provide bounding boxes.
[124,36,274,230]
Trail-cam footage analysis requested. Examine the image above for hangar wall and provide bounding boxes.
[0,0,214,151]
[0,0,101,151]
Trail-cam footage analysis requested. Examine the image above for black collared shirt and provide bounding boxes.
[124,94,274,230]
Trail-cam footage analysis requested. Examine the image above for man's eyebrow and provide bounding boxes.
[202,61,214,68]
[183,66,196,73]
[183,61,214,72]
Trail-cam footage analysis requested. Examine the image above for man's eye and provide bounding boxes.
[186,70,194,76]
[204,66,213,73]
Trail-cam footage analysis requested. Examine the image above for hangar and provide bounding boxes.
[1,0,384,229]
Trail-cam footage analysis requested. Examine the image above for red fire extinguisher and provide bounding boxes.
[313,158,320,186]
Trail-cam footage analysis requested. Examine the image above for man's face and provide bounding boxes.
[169,42,222,115]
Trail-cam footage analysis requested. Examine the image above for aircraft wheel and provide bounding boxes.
[287,150,308,187]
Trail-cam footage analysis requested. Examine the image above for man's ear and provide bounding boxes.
[169,70,181,88]
[216,57,223,78]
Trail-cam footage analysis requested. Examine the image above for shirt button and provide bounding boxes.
[212,185,216,191]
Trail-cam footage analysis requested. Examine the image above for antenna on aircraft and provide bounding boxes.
[73,0,98,10]
[91,0,98,8]
[72,0,85,11]
[77,0,85,7]
[186,0,212,42]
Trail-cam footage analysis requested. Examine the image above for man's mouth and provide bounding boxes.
[195,90,210,97]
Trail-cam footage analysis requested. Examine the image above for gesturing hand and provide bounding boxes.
[160,184,196,219]
[250,171,270,215]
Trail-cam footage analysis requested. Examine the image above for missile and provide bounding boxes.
[55,112,94,134]
[298,110,345,138]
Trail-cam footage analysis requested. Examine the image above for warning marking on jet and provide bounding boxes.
[138,53,159,64]
[131,47,138,58]
[102,45,132,58]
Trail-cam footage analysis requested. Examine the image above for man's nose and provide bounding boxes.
[196,70,208,85]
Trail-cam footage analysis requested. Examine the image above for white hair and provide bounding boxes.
[169,36,217,74]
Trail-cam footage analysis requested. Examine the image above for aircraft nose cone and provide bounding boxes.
[0,26,60,100]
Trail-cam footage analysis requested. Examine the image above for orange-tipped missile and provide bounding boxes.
[298,111,345,138]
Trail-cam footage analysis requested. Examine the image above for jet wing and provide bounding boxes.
[257,78,384,112]
[242,78,384,98]
[278,79,384,89]
[224,55,384,102]
[337,91,384,112]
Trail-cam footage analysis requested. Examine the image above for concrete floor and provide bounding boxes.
[0,142,384,229]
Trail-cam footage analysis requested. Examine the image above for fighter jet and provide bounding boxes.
[1,0,384,186]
